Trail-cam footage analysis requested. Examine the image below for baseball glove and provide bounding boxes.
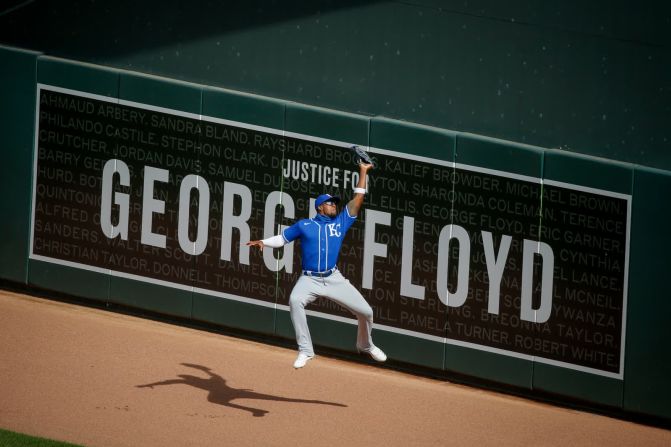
[350,145,375,168]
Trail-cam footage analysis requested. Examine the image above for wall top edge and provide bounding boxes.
[0,43,42,56]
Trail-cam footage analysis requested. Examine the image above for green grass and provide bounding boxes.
[0,428,84,447]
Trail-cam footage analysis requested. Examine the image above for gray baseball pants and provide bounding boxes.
[289,270,374,356]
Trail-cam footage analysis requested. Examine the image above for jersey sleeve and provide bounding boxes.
[282,221,302,243]
[339,206,357,232]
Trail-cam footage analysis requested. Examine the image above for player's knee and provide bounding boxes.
[289,294,305,310]
[362,304,373,321]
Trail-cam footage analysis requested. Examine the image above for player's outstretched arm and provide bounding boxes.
[246,235,286,252]
[347,162,373,217]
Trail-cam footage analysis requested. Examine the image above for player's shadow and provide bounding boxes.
[136,362,347,417]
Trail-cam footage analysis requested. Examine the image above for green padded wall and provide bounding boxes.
[27,56,117,303]
[535,150,633,407]
[190,86,286,334]
[285,104,369,147]
[202,86,286,130]
[38,56,119,98]
[0,46,40,283]
[107,73,202,317]
[368,117,455,370]
[371,117,455,163]
[444,134,545,389]
[624,166,671,419]
[456,133,545,179]
[275,103,370,353]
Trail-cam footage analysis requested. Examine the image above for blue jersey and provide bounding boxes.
[282,206,357,272]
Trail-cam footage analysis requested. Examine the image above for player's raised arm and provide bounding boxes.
[347,161,373,217]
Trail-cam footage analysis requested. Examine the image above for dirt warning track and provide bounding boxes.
[0,289,668,447]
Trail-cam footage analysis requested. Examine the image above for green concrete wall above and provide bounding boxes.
[0,1,668,170]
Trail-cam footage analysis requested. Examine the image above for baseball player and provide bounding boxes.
[247,159,386,369]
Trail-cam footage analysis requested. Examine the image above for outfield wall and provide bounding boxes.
[1,45,669,421]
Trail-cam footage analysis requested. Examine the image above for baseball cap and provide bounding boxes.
[314,193,341,209]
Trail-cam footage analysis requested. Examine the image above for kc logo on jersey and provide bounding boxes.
[327,223,342,237]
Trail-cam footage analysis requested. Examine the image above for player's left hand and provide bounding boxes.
[246,240,265,252]
[350,145,376,169]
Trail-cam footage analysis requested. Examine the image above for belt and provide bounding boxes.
[303,267,337,278]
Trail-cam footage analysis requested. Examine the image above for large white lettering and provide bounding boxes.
[400,216,425,299]
[521,240,555,323]
[363,209,391,289]
[100,158,129,240]
[141,166,169,248]
[97,160,557,324]
[436,225,471,307]
[220,182,252,264]
[263,191,294,273]
[178,174,210,256]
[482,231,512,315]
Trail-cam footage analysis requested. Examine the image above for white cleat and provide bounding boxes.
[357,345,387,362]
[293,353,314,369]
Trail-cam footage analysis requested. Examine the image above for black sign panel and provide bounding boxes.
[31,86,629,377]
[539,184,627,373]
